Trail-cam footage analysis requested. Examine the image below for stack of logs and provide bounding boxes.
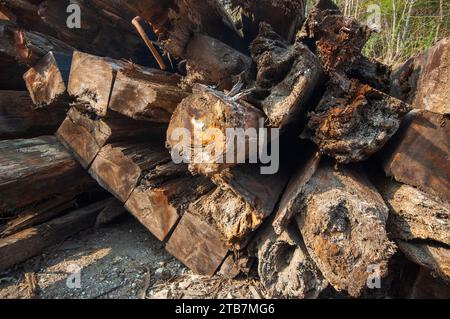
[0,0,448,298]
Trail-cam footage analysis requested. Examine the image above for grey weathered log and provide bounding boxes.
[23,51,73,108]
[391,37,450,115]
[304,74,411,163]
[377,179,450,246]
[0,90,66,139]
[0,136,93,214]
[254,223,327,298]
[250,23,323,129]
[288,160,396,297]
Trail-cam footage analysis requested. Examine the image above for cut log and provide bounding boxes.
[250,23,324,129]
[254,223,327,298]
[382,110,449,201]
[398,241,450,283]
[183,33,252,90]
[391,38,450,115]
[23,51,72,108]
[0,20,73,67]
[298,0,390,91]
[0,195,76,237]
[139,0,244,58]
[56,107,165,169]
[229,0,306,43]
[125,162,213,241]
[165,209,229,276]
[1,0,153,64]
[166,84,265,176]
[376,179,450,246]
[108,64,189,123]
[0,198,114,271]
[0,136,93,213]
[89,141,170,202]
[67,51,127,116]
[287,160,396,297]
[0,90,66,139]
[211,163,290,244]
[305,75,411,163]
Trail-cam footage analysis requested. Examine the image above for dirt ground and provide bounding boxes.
[0,215,264,299]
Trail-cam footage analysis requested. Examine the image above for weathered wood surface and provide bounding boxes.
[89,142,170,202]
[0,198,114,271]
[0,136,93,213]
[305,75,411,163]
[56,107,165,169]
[23,51,72,108]
[254,223,327,298]
[167,84,264,176]
[183,33,252,90]
[95,198,126,227]
[398,241,450,283]
[1,0,153,64]
[108,64,189,123]
[298,0,390,92]
[0,90,66,139]
[289,160,396,297]
[382,110,449,201]
[140,0,244,58]
[250,22,323,129]
[165,209,229,276]
[391,38,450,115]
[377,179,450,246]
[125,162,214,241]
[229,0,306,44]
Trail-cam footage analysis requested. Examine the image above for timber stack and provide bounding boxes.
[0,0,448,298]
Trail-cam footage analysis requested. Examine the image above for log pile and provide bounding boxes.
[0,0,448,298]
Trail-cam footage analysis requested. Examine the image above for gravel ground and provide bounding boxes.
[0,215,264,299]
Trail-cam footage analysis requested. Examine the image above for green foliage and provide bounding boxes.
[306,0,449,65]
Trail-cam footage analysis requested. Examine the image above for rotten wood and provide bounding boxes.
[289,160,396,297]
[304,74,411,163]
[250,22,323,129]
[166,84,265,176]
[23,51,72,108]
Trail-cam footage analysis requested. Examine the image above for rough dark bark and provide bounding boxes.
[0,136,94,214]
[382,110,449,201]
[250,23,323,129]
[304,75,411,163]
[166,84,265,176]
[23,51,73,108]
[390,38,450,115]
[0,90,66,139]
